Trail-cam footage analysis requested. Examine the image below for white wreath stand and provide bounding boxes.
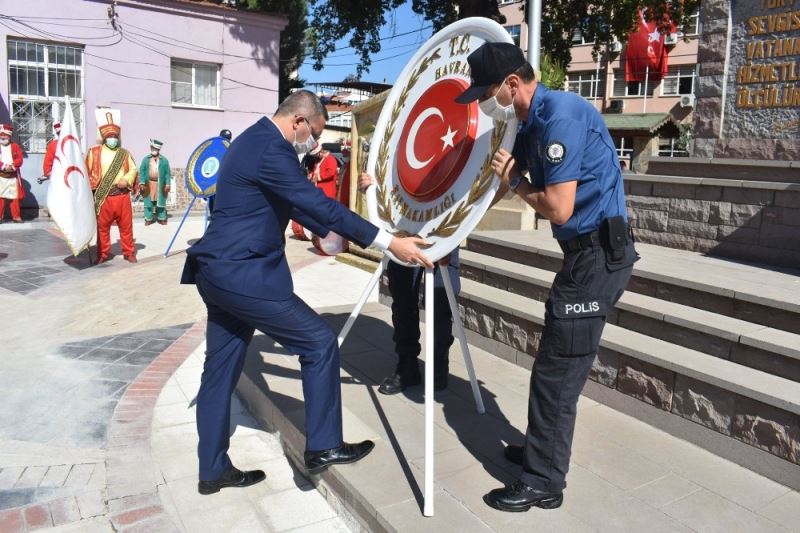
[337,255,486,516]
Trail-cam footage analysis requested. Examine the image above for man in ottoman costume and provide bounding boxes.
[85,115,138,263]
[42,121,62,181]
[0,123,25,223]
[139,139,172,225]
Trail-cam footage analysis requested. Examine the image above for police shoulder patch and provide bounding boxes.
[546,142,566,164]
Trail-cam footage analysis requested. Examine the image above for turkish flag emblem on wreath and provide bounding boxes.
[396,78,478,202]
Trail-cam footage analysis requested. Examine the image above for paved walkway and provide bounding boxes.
[0,218,353,532]
[1,217,798,532]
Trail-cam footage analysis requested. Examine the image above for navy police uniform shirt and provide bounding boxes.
[512,84,627,241]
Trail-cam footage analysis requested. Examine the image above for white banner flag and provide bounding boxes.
[47,95,96,255]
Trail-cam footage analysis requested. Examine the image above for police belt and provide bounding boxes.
[558,224,633,254]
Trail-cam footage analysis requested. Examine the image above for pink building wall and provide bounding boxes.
[0,0,286,209]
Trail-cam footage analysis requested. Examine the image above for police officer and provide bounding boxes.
[455,42,637,512]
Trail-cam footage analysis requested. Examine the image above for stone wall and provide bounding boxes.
[378,282,800,469]
[692,0,800,160]
[624,175,800,268]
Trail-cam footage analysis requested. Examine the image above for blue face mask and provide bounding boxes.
[106,138,119,149]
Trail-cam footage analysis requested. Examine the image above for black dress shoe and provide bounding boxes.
[304,440,375,475]
[378,372,421,395]
[483,480,563,512]
[198,466,265,495]
[504,444,524,466]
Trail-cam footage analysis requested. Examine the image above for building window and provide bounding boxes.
[612,136,634,160]
[7,39,84,153]
[571,29,595,45]
[661,65,695,96]
[505,25,521,47]
[658,137,689,157]
[567,70,606,99]
[171,60,220,108]
[613,70,656,97]
[680,10,700,36]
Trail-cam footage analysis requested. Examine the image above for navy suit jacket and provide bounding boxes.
[182,117,379,300]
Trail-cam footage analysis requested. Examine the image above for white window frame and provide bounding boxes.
[170,59,222,110]
[661,65,696,96]
[7,38,86,153]
[658,137,689,157]
[612,136,634,160]
[613,69,656,97]
[567,70,606,100]
[505,25,521,47]
[678,10,700,36]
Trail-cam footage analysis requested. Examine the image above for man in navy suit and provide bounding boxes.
[182,91,432,494]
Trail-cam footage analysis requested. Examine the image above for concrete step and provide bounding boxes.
[459,249,800,383]
[456,278,800,476]
[465,230,800,335]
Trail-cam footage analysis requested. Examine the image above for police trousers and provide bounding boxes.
[521,236,636,492]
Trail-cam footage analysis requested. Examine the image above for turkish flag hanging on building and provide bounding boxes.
[625,10,675,82]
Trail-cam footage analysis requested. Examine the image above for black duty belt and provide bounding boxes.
[558,231,600,254]
[558,224,634,254]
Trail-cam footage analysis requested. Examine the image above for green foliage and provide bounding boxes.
[307,0,700,78]
[242,0,308,99]
[538,51,566,90]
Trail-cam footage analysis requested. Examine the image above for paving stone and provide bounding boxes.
[630,473,702,509]
[662,488,788,533]
[49,496,81,526]
[40,465,73,488]
[0,467,24,490]
[14,466,48,489]
[23,503,53,529]
[76,490,107,519]
[64,464,96,488]
[257,487,336,531]
[79,347,133,363]
[0,508,23,533]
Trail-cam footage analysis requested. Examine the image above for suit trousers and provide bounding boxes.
[386,261,456,379]
[96,194,135,259]
[194,270,343,480]
[521,239,634,492]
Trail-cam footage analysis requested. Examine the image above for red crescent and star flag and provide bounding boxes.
[47,95,96,255]
[625,10,676,83]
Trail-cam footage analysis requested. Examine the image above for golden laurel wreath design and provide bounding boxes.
[426,119,507,238]
[375,48,442,228]
[373,46,508,239]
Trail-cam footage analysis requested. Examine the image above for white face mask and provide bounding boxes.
[0,137,9,146]
[479,79,516,122]
[106,138,119,149]
[293,120,317,155]
[151,150,159,157]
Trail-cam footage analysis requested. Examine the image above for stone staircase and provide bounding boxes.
[453,229,800,490]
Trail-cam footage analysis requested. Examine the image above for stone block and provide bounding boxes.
[483,270,508,291]
[708,202,731,224]
[653,182,696,199]
[629,181,652,196]
[672,375,734,434]
[462,300,495,338]
[775,139,800,161]
[508,277,549,302]
[630,208,669,232]
[775,190,800,208]
[693,237,719,253]
[634,228,695,251]
[516,350,535,371]
[460,265,482,283]
[717,225,759,245]
[667,218,718,240]
[693,98,723,138]
[626,194,670,210]
[590,348,619,387]
[696,186,723,202]
[669,198,712,222]
[731,344,800,383]
[495,311,529,353]
[695,75,724,98]
[656,282,734,316]
[729,203,763,227]
[700,0,729,24]
[759,224,800,251]
[616,356,675,411]
[765,207,800,226]
[733,397,800,464]
[722,187,775,207]
[692,138,717,158]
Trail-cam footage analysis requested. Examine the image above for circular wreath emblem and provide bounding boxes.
[366,18,518,263]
